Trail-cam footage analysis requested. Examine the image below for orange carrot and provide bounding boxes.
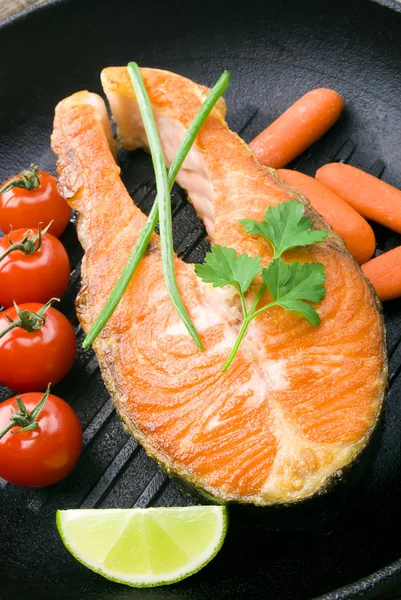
[362,247,401,301]
[316,163,401,234]
[278,169,375,264]
[249,88,344,169]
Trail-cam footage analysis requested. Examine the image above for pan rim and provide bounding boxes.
[0,0,67,28]
[1,1,401,599]
[316,557,401,599]
[0,0,400,41]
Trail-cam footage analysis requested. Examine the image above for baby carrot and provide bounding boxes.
[362,247,401,302]
[316,163,401,234]
[250,88,344,168]
[277,169,375,264]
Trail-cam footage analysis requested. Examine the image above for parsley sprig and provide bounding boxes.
[195,200,328,372]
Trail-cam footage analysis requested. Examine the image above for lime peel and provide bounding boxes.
[56,506,227,588]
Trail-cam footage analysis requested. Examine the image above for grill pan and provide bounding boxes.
[1,0,401,598]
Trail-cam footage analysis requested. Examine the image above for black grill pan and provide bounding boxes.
[1,1,401,598]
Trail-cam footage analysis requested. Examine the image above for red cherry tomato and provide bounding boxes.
[0,390,82,487]
[0,227,70,308]
[0,168,71,237]
[0,302,76,391]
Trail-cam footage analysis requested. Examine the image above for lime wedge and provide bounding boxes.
[56,506,227,587]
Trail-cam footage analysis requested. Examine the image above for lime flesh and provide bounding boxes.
[57,506,227,587]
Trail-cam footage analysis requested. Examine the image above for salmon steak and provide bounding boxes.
[51,67,387,506]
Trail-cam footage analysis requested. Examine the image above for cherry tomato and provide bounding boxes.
[0,227,70,308]
[0,390,82,487]
[0,302,76,391]
[0,167,71,237]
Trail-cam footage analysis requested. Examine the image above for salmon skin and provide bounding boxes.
[51,68,387,506]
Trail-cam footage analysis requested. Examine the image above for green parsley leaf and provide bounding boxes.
[240,200,328,258]
[194,245,262,294]
[194,201,328,372]
[262,258,326,326]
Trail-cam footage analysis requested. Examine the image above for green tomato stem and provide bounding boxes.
[0,421,17,439]
[0,384,50,439]
[0,164,40,195]
[0,222,52,263]
[0,320,21,340]
[0,244,27,262]
[0,299,58,339]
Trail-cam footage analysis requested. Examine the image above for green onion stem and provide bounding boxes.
[83,67,230,348]
[127,62,203,350]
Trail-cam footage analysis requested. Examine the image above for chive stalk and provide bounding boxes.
[83,68,230,348]
[127,62,203,350]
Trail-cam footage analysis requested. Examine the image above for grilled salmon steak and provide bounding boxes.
[51,68,387,506]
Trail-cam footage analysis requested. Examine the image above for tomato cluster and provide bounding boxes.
[0,166,82,487]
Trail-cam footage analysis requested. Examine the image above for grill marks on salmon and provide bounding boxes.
[51,68,387,505]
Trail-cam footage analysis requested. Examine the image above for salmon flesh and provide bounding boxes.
[51,68,387,506]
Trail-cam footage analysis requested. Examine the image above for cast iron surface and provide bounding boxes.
[1,0,401,598]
